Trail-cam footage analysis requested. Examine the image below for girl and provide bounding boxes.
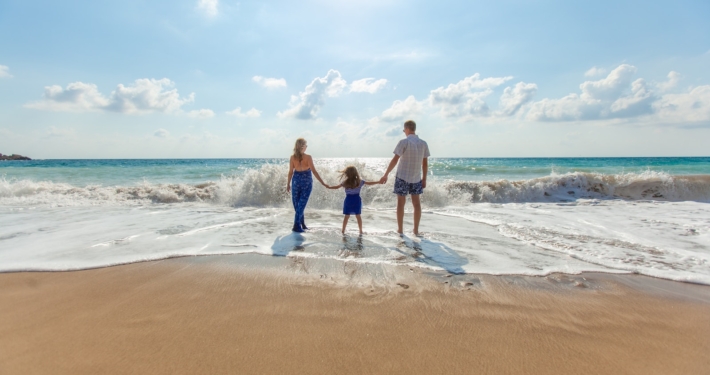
[287,138,327,232]
[327,166,381,234]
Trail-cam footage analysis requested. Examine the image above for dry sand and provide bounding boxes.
[1,256,709,375]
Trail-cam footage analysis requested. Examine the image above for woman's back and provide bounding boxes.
[291,154,311,172]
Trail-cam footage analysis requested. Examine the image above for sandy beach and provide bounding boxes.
[1,255,709,375]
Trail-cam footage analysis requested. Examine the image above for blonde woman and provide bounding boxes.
[286,138,327,232]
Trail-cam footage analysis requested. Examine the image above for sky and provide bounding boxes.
[1,0,709,158]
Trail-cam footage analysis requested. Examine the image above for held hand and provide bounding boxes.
[379,176,388,184]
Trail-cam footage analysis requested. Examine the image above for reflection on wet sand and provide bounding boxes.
[339,235,363,258]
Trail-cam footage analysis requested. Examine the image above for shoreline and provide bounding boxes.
[1,255,709,374]
[3,251,710,293]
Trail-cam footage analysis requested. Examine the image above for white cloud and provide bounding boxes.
[608,78,654,117]
[278,69,347,120]
[657,71,681,92]
[25,78,195,114]
[653,85,710,122]
[526,93,592,122]
[252,76,287,89]
[498,82,538,116]
[187,109,215,118]
[428,73,512,118]
[226,107,261,118]
[196,0,218,17]
[25,82,110,112]
[579,64,637,101]
[154,129,170,138]
[385,125,403,137]
[527,64,655,121]
[0,65,12,78]
[584,66,607,77]
[350,78,387,93]
[380,95,423,122]
[106,79,195,114]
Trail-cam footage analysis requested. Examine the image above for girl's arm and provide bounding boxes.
[308,155,327,186]
[363,180,380,186]
[286,156,294,193]
[325,184,341,190]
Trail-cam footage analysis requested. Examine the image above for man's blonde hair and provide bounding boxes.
[404,120,416,132]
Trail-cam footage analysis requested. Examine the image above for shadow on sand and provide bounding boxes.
[396,235,468,274]
[270,232,306,256]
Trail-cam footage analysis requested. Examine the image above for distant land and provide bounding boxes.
[0,153,31,161]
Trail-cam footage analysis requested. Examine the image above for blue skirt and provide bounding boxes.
[343,195,362,215]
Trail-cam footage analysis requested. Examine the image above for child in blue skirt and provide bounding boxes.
[327,166,381,234]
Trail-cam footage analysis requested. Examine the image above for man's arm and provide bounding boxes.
[422,157,428,188]
[379,154,400,184]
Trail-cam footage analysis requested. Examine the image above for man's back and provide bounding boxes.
[394,134,430,184]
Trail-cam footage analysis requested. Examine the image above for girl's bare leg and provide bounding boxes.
[355,215,363,234]
[342,215,350,234]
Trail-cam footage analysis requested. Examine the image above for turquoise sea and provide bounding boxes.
[2,157,709,186]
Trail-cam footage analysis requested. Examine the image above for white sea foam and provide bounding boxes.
[2,167,709,208]
[1,198,708,284]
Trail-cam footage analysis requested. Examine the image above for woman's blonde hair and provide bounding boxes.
[339,166,361,189]
[293,138,307,161]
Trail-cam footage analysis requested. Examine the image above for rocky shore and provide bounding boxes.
[0,153,31,160]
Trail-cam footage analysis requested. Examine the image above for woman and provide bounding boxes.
[287,138,327,232]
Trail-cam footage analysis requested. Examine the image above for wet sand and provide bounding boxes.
[1,256,709,375]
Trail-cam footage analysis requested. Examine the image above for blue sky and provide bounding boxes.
[1,0,709,158]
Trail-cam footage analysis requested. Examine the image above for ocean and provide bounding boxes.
[1,157,709,284]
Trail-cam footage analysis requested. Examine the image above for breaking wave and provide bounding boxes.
[1,165,709,207]
[445,170,710,203]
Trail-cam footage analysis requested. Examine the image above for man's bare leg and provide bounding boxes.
[411,194,422,235]
[396,195,406,234]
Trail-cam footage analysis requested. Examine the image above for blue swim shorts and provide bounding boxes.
[393,177,423,196]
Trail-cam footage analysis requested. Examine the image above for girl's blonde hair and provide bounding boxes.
[293,138,307,161]
[339,166,361,189]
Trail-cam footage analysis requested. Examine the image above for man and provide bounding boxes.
[379,120,430,236]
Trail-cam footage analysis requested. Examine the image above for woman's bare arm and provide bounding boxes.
[308,155,327,186]
[286,156,294,193]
